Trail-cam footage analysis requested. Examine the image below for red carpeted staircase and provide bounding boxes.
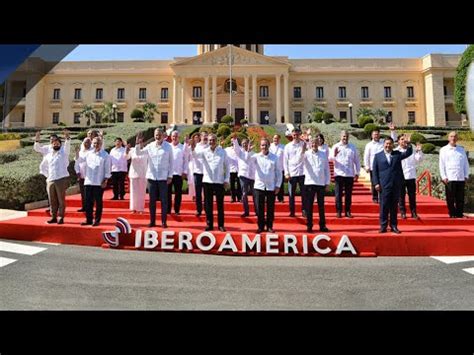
[1,162,474,256]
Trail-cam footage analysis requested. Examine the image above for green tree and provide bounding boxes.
[356,107,373,119]
[142,103,159,123]
[373,108,388,124]
[80,104,96,126]
[100,102,116,123]
[455,44,474,115]
[131,108,144,122]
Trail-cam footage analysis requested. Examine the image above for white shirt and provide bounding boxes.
[109,146,128,172]
[192,146,230,184]
[232,139,256,179]
[284,140,305,177]
[384,151,392,164]
[302,149,330,186]
[170,142,188,176]
[439,144,469,181]
[76,149,112,186]
[126,147,148,179]
[318,143,330,160]
[225,147,239,173]
[44,141,71,182]
[269,143,285,171]
[363,131,398,170]
[192,142,209,174]
[330,142,361,177]
[137,140,174,181]
[252,152,282,191]
[396,146,423,180]
[74,147,93,177]
[34,142,59,178]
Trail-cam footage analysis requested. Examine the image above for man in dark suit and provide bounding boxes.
[372,136,413,234]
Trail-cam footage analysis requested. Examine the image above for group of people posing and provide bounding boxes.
[34,125,470,234]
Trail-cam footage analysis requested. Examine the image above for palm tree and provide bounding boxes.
[373,108,388,124]
[80,104,96,126]
[356,107,373,118]
[142,103,159,123]
[100,102,115,123]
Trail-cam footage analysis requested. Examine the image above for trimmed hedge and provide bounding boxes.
[0,133,28,141]
[454,44,474,114]
[421,143,436,154]
[358,116,374,128]
[409,132,427,144]
[364,123,379,135]
[0,153,19,164]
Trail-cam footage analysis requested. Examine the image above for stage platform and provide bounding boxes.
[1,174,473,257]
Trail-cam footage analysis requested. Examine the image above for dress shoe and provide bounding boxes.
[81,221,93,226]
[205,226,213,231]
[218,226,226,232]
[372,199,379,204]
[256,229,264,234]
[320,227,330,232]
[195,212,202,217]
[162,223,168,228]
[336,212,342,218]
[241,213,249,217]
[147,222,156,228]
[111,197,119,200]
[379,228,387,233]
[175,212,180,215]
[306,227,313,233]
[401,212,407,219]
[411,212,419,219]
[46,218,57,224]
[391,227,401,234]
[345,212,353,218]
[57,218,64,225]
[267,228,275,233]
[119,196,125,200]
[288,213,296,217]
[92,221,100,227]
[77,208,85,212]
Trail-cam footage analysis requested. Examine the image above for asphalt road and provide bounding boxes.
[1,238,474,310]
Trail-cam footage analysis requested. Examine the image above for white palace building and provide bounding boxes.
[0,44,465,128]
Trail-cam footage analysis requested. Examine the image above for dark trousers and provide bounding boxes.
[446,181,465,217]
[399,178,417,214]
[277,171,285,202]
[369,170,380,202]
[335,176,354,213]
[240,176,257,215]
[203,183,225,228]
[230,172,242,202]
[380,188,400,230]
[148,179,168,225]
[254,189,276,230]
[194,173,204,214]
[288,175,305,215]
[111,171,126,199]
[305,185,327,230]
[78,178,85,209]
[84,185,104,223]
[167,175,183,214]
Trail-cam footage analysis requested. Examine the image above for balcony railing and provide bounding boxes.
[160,98,169,102]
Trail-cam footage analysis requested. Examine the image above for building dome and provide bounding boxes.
[197,44,264,55]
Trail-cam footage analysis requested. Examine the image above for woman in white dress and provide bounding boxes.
[316,133,330,159]
[126,139,148,214]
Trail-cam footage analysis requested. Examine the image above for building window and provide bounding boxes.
[408,111,416,124]
[52,112,60,124]
[21,112,25,122]
[338,86,346,99]
[139,88,146,101]
[384,86,392,99]
[339,111,347,121]
[445,111,449,120]
[74,88,82,100]
[316,86,324,99]
[361,86,369,99]
[225,79,237,93]
[294,111,302,124]
[117,88,125,100]
[96,88,103,101]
[386,111,393,123]
[259,86,269,98]
[117,112,124,123]
[192,86,202,98]
[22,88,26,98]
[161,112,168,124]
[407,86,414,98]
[161,88,169,100]
[192,111,202,124]
[293,87,301,99]
[74,112,81,124]
[53,88,60,100]
[444,86,448,96]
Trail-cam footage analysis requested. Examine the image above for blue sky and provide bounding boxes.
[62,44,467,61]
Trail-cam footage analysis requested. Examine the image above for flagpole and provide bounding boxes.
[229,44,233,124]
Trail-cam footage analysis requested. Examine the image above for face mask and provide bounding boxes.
[53,146,61,151]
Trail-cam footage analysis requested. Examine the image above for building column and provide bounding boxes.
[424,71,446,127]
[283,74,289,123]
[244,75,250,119]
[25,75,44,127]
[172,76,178,124]
[252,74,258,123]
[275,74,282,124]
[180,77,186,124]
[4,80,12,127]
[204,75,210,123]
[212,75,217,123]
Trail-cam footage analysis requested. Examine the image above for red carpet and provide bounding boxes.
[1,177,473,256]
